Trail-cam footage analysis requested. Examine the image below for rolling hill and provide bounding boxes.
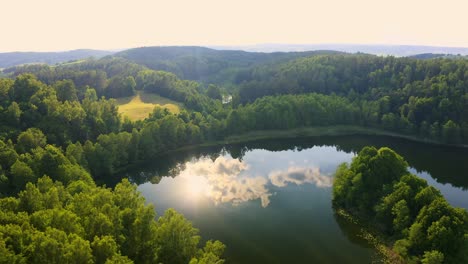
[114,46,342,84]
[0,49,115,68]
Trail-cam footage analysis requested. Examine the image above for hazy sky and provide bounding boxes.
[1,0,467,52]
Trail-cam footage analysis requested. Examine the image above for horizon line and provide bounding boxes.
[2,42,468,53]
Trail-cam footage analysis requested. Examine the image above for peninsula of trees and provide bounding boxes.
[333,147,468,263]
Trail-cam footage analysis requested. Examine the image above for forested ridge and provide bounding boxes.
[234,54,468,143]
[5,49,468,145]
[1,47,468,263]
[114,46,342,85]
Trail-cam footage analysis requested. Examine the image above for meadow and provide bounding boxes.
[116,91,182,120]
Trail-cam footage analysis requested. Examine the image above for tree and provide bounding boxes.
[156,208,201,264]
[392,200,411,233]
[16,128,47,154]
[54,80,78,102]
[91,236,119,264]
[10,160,35,190]
[206,85,222,100]
[421,250,444,264]
[0,140,18,170]
[190,240,226,264]
[0,79,13,106]
[4,102,21,126]
[10,74,43,102]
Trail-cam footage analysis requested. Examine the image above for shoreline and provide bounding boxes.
[113,125,468,176]
[176,125,468,152]
[334,208,404,264]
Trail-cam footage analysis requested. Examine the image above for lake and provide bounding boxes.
[125,135,468,263]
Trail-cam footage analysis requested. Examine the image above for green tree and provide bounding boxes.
[16,128,47,154]
[421,250,444,264]
[54,79,78,102]
[206,85,222,100]
[5,102,22,126]
[10,74,44,102]
[10,160,35,190]
[392,200,411,233]
[156,208,201,264]
[91,236,119,264]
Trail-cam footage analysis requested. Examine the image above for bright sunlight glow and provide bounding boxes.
[182,174,210,200]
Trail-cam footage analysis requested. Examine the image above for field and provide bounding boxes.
[116,91,182,120]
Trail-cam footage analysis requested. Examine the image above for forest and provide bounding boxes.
[0,47,467,263]
[333,147,468,263]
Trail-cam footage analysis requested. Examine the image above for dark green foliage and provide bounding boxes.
[156,208,200,264]
[0,177,225,264]
[105,76,136,98]
[333,147,408,213]
[136,70,219,112]
[5,58,142,100]
[233,55,468,143]
[333,147,468,263]
[53,79,78,102]
[0,74,122,145]
[115,46,337,84]
[16,128,47,154]
[206,84,222,100]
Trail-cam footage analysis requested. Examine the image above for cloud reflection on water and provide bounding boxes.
[176,156,331,208]
[269,167,333,188]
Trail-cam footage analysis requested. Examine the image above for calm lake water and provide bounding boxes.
[125,135,468,264]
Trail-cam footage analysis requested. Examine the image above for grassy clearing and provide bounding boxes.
[52,59,87,67]
[117,91,182,120]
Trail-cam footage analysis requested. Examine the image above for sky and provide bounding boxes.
[1,0,467,52]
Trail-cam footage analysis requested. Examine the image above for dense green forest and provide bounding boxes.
[1,47,467,263]
[333,146,468,263]
[5,49,468,145]
[234,55,468,143]
[0,177,225,263]
[0,75,226,263]
[114,46,341,85]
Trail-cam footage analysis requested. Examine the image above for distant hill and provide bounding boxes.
[408,53,448,59]
[209,44,468,57]
[115,46,342,84]
[0,49,115,68]
[3,44,468,71]
[408,53,467,60]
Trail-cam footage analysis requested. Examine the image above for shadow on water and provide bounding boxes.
[332,210,372,248]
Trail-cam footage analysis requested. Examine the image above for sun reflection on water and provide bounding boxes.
[182,174,210,200]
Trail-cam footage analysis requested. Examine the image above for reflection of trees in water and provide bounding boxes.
[118,145,226,186]
[331,206,384,263]
[332,207,372,248]
[331,136,468,189]
[227,135,468,189]
[122,135,468,190]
